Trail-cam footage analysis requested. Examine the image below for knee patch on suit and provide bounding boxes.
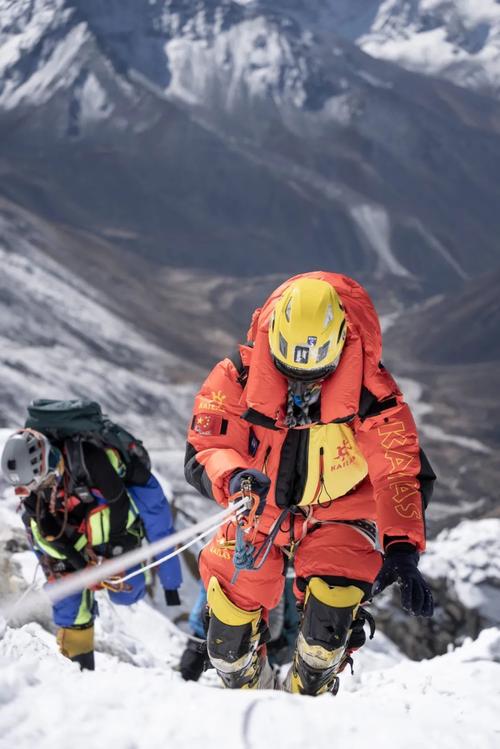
[287,579,364,696]
[57,624,95,670]
[206,576,267,688]
[206,576,261,663]
[301,578,364,652]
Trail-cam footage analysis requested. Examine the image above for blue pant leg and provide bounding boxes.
[127,475,182,591]
[52,589,96,628]
[188,582,207,638]
[107,565,147,606]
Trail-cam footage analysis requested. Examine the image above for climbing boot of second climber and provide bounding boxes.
[56,624,95,671]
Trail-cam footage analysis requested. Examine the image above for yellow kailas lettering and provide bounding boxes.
[390,481,420,504]
[378,421,407,449]
[395,502,422,520]
[384,449,415,475]
[199,390,227,413]
[200,401,219,411]
[378,421,422,520]
[209,544,231,560]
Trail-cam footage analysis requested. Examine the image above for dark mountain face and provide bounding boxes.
[390,270,500,366]
[1,0,500,293]
[382,271,500,532]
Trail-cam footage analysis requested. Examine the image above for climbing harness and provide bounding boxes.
[230,478,291,584]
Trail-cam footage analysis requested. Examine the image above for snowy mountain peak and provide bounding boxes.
[357,0,500,97]
[3,0,500,114]
[2,0,500,291]
[0,0,83,109]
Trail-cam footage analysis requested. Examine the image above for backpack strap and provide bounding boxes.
[62,438,95,503]
[229,342,253,389]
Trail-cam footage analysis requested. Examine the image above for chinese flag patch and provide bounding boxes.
[192,413,227,436]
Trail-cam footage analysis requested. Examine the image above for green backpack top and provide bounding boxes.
[25,399,151,501]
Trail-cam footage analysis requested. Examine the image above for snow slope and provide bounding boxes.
[1,610,499,749]
[420,519,500,625]
[0,213,196,448]
[0,212,207,611]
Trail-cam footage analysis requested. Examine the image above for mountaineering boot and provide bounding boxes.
[180,638,208,682]
[56,624,95,671]
[206,576,272,689]
[336,606,376,675]
[283,579,364,696]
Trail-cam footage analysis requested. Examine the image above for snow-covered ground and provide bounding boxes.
[420,519,500,625]
[1,606,499,749]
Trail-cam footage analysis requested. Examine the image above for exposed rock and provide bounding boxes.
[373,520,500,659]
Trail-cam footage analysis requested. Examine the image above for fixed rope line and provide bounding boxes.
[43,498,247,605]
[115,516,233,584]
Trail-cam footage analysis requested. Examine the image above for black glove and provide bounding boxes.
[372,546,434,617]
[180,639,207,682]
[105,532,139,558]
[229,469,270,517]
[165,589,181,607]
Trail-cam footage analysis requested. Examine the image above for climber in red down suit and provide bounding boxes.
[184,271,435,694]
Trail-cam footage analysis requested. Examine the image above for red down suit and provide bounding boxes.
[184,272,435,612]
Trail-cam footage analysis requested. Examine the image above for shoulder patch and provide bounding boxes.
[191,414,228,437]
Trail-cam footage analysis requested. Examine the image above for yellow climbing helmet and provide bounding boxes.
[268,278,347,381]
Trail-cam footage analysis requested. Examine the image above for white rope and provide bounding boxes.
[115,516,233,584]
[43,498,245,605]
[183,631,206,644]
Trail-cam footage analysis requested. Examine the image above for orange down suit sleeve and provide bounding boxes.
[184,359,250,506]
[354,398,430,553]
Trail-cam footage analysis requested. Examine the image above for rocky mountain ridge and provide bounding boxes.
[1,0,500,287]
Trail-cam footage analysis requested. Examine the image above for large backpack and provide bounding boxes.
[25,399,151,502]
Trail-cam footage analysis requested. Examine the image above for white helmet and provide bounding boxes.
[1,429,63,494]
